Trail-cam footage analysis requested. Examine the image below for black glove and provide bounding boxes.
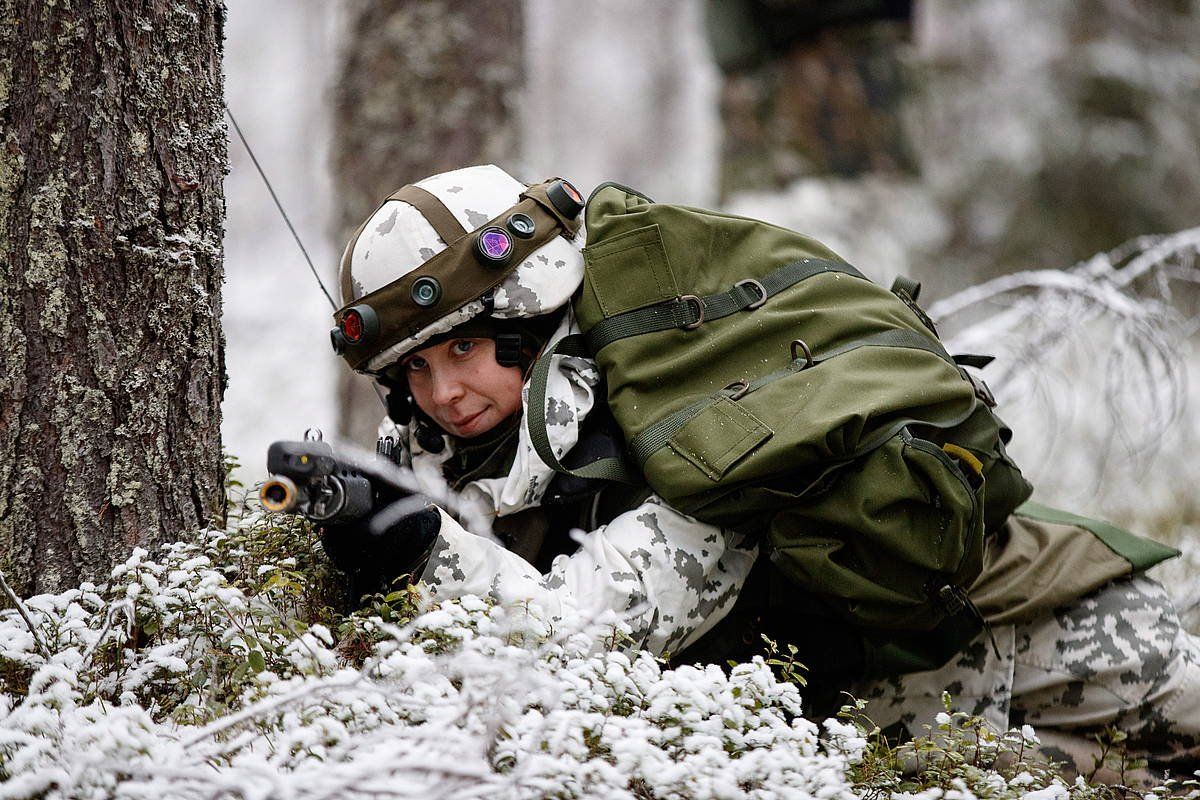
[320,505,441,600]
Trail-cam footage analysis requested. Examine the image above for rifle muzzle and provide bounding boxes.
[260,475,300,513]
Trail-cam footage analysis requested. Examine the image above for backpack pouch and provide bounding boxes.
[667,396,773,481]
[766,427,986,632]
[580,224,680,318]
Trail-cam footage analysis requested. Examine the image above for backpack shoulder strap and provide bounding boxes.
[527,334,639,484]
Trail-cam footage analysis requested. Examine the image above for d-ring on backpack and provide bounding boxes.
[527,182,1035,675]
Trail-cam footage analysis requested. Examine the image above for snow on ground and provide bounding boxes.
[0,519,1142,799]
[0,521,865,799]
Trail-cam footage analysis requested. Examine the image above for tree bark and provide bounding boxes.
[0,0,227,595]
[331,0,523,445]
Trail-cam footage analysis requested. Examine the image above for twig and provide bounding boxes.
[1105,226,1200,285]
[178,671,365,750]
[80,599,134,669]
[0,569,51,660]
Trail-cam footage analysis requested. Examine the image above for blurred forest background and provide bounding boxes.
[223,0,1200,608]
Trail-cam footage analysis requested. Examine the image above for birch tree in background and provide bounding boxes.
[332,0,523,445]
[0,1,227,595]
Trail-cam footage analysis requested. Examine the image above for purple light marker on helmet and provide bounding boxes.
[478,227,513,262]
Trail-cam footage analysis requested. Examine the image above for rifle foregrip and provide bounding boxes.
[337,474,374,521]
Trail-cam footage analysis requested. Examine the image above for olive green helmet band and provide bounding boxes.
[333,179,582,373]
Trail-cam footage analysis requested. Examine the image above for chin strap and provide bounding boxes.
[526,334,638,484]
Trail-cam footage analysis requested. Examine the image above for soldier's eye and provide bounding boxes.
[450,340,476,356]
[403,356,427,372]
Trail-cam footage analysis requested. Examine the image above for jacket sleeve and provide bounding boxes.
[419,497,758,656]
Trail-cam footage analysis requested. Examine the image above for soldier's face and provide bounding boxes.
[401,338,525,438]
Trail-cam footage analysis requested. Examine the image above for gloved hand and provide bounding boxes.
[319,504,442,599]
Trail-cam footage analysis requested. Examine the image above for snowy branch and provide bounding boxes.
[0,569,51,661]
[930,228,1198,471]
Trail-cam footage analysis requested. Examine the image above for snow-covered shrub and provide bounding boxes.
[835,693,1199,800]
[3,509,1197,798]
[0,509,349,726]
[0,516,858,798]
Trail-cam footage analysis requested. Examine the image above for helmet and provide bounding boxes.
[331,164,587,374]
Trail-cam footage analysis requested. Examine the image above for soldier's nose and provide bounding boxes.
[430,373,466,406]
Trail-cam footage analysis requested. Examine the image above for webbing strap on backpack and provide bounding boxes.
[586,258,866,354]
[890,275,922,302]
[890,275,939,336]
[526,334,639,484]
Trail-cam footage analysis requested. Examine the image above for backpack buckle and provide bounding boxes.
[735,279,767,310]
[937,584,966,616]
[959,368,997,408]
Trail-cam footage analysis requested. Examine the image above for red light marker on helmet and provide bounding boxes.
[342,310,365,343]
[546,179,584,219]
[330,304,380,354]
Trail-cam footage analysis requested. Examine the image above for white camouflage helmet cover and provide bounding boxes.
[339,164,586,372]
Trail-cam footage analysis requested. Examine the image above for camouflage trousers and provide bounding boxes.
[852,575,1200,783]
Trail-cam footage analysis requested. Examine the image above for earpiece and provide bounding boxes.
[414,420,446,454]
[385,388,412,425]
[494,333,522,367]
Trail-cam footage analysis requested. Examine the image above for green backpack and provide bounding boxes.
[528,182,1033,671]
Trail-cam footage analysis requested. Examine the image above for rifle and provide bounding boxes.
[259,434,416,526]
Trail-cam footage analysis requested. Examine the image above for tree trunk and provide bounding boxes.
[0,0,227,595]
[706,1,915,197]
[331,0,523,445]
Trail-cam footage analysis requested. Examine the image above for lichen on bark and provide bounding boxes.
[0,0,228,595]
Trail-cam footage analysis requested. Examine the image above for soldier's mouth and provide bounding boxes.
[450,409,487,434]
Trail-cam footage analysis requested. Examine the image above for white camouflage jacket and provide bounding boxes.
[385,312,758,656]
